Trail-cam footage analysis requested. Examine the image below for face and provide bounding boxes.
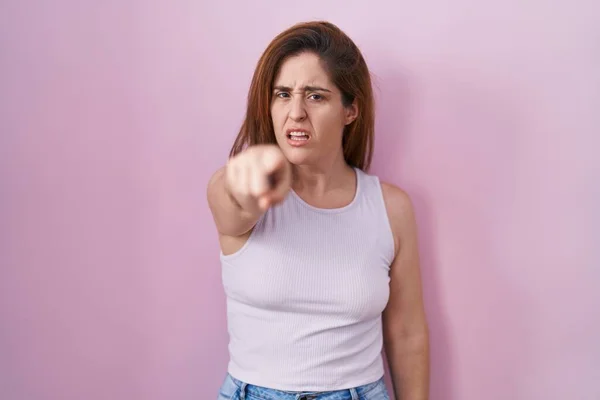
[270,52,358,166]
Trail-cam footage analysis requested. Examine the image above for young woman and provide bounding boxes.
[208,20,429,400]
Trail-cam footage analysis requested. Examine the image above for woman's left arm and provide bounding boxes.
[381,183,430,400]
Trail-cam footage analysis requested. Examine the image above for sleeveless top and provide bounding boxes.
[220,167,396,392]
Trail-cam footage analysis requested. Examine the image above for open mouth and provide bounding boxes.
[287,131,310,141]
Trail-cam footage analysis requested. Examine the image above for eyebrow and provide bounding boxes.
[273,85,332,93]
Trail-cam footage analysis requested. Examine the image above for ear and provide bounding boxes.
[344,99,358,125]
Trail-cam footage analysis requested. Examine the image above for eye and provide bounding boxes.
[308,93,323,101]
[276,92,290,99]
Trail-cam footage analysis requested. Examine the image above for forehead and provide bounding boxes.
[274,52,332,86]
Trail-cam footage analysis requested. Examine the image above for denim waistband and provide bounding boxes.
[221,373,389,400]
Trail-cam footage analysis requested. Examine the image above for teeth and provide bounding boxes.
[289,131,308,136]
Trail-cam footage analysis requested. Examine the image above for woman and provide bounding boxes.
[207,21,429,400]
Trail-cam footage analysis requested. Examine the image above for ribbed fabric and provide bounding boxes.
[220,167,396,392]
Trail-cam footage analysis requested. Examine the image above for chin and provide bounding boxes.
[281,146,314,166]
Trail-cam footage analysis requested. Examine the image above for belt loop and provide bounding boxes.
[239,382,248,400]
[349,387,359,400]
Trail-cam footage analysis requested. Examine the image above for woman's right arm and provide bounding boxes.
[206,144,292,237]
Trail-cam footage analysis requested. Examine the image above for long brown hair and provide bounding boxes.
[229,21,375,171]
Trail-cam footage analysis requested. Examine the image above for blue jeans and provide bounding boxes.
[217,373,390,400]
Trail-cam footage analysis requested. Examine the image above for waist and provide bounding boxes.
[225,294,386,390]
[225,372,389,399]
[227,325,385,391]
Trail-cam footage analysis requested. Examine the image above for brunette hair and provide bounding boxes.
[229,21,375,171]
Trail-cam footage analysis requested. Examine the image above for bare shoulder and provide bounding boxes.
[206,166,226,199]
[380,181,418,254]
[380,181,415,224]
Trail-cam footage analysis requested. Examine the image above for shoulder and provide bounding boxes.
[207,165,226,187]
[379,181,417,254]
[380,181,415,223]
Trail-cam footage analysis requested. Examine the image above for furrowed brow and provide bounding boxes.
[273,85,331,93]
[304,86,331,93]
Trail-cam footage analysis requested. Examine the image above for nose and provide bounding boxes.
[289,96,307,121]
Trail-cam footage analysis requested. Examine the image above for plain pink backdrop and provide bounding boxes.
[1,1,599,399]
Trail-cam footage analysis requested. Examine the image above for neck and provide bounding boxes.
[291,150,354,196]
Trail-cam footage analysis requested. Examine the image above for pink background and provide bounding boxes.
[1,1,599,399]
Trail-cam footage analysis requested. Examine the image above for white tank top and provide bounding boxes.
[220,167,395,391]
